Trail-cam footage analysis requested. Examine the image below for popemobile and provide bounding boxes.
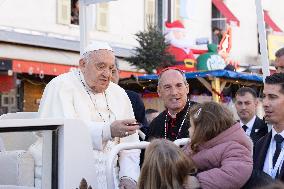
[0,112,188,189]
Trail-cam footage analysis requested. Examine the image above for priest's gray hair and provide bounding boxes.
[158,68,187,87]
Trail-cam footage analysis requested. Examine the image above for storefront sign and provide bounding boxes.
[268,33,284,61]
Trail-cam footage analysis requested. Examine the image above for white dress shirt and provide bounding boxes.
[240,115,256,137]
[263,127,284,178]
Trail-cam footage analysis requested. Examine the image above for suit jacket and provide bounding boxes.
[253,131,284,181]
[126,90,147,127]
[250,116,268,145]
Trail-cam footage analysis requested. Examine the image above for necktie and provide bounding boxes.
[273,134,284,167]
[242,125,248,132]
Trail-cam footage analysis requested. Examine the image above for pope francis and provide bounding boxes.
[38,41,140,189]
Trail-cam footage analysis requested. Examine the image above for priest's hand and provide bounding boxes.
[110,119,139,138]
[118,177,137,189]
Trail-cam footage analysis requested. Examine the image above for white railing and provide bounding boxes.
[106,138,189,189]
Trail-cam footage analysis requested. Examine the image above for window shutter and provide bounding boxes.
[96,3,109,31]
[57,0,71,25]
[144,0,156,28]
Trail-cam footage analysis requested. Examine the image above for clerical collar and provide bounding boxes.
[164,100,191,139]
[167,100,190,119]
[167,111,177,118]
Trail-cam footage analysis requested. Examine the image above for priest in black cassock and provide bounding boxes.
[146,68,196,141]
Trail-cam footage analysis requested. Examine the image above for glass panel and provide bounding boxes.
[71,0,79,25]
[0,130,54,189]
[212,4,226,30]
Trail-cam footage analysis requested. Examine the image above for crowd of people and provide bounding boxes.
[36,41,284,189]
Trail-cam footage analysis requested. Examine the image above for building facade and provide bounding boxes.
[0,0,283,114]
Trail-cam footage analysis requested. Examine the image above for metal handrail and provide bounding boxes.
[106,141,149,189]
[106,138,189,189]
[173,138,189,146]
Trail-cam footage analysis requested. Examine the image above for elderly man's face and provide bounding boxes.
[158,70,189,115]
[79,50,115,93]
[263,84,284,130]
[275,56,284,73]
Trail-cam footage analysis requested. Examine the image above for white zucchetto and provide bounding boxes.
[81,41,113,59]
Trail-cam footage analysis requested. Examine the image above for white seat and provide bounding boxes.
[0,137,4,152]
[0,150,35,187]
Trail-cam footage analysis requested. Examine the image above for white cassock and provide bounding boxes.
[36,69,140,188]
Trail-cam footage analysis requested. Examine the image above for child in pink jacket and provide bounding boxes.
[183,102,253,189]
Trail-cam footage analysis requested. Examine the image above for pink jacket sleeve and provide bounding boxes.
[196,142,253,189]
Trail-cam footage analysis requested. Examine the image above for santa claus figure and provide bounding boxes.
[165,20,205,72]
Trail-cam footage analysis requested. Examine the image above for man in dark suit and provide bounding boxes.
[111,59,148,138]
[254,73,284,181]
[235,87,268,145]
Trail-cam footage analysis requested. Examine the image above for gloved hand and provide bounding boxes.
[110,119,139,138]
[118,177,137,189]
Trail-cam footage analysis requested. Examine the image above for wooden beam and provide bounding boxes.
[212,77,221,103]
[197,77,212,93]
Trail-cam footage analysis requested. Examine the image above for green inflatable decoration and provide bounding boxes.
[197,44,226,71]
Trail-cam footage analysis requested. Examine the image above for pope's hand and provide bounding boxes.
[110,119,139,138]
[118,178,136,189]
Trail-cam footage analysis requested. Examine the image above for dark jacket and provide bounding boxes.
[126,90,147,127]
[146,100,196,141]
[249,116,268,145]
[253,131,284,182]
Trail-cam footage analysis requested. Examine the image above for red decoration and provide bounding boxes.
[164,20,207,72]
[142,93,159,98]
[0,75,15,92]
[13,60,76,76]
[165,20,185,30]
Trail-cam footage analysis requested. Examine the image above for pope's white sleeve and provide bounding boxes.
[118,135,140,182]
[118,93,140,182]
[84,121,112,151]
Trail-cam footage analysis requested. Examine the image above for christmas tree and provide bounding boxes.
[126,23,174,74]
